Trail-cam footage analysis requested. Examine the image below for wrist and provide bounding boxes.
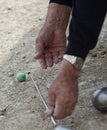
[60,59,81,78]
[63,54,84,70]
[45,3,71,31]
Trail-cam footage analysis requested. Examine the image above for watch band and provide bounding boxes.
[63,54,84,70]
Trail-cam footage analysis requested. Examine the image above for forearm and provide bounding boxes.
[45,3,72,31]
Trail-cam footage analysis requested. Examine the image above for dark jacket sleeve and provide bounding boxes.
[65,0,107,60]
[49,0,72,7]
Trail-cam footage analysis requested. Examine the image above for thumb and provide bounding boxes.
[34,39,44,59]
[45,88,56,117]
[45,106,54,117]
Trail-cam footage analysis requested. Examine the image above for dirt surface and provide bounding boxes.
[0,0,107,130]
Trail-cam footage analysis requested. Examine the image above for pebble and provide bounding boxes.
[22,55,26,59]
[100,50,107,55]
[8,72,14,77]
[15,51,20,55]
[7,7,12,10]
[26,60,29,64]
[0,108,7,116]
[91,52,97,57]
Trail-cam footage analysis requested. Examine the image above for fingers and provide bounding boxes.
[53,102,73,119]
[45,87,56,117]
[46,100,74,119]
[37,51,63,69]
[45,53,53,67]
[45,106,54,117]
[46,90,75,119]
[53,93,77,119]
[38,56,47,69]
[43,51,64,68]
[35,38,64,68]
[34,38,44,59]
[59,51,64,61]
[46,86,76,119]
[52,51,64,64]
[52,52,59,64]
[36,52,53,69]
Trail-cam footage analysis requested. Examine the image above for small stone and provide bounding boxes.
[38,17,42,20]
[8,72,14,77]
[23,42,25,46]
[7,32,11,34]
[26,60,29,64]
[31,109,35,113]
[91,52,97,57]
[15,51,20,55]
[0,108,7,116]
[10,48,13,51]
[7,7,12,10]
[22,55,26,59]
[100,50,107,55]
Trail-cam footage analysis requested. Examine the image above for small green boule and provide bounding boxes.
[16,72,26,82]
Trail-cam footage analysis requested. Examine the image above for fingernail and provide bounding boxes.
[45,109,51,115]
[45,108,53,116]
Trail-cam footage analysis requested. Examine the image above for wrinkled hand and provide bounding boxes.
[45,60,80,119]
[34,24,66,69]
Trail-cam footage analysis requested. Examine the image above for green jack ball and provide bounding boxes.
[16,72,26,82]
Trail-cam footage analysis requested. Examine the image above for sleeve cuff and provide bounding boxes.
[64,41,90,60]
[49,0,72,7]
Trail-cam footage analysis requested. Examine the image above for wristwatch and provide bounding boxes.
[63,54,84,70]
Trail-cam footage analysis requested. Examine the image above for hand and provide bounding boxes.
[34,24,66,69]
[45,60,80,119]
[34,3,71,69]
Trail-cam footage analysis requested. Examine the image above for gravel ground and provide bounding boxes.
[0,0,107,130]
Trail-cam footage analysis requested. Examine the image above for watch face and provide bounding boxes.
[74,57,84,69]
[69,56,77,64]
[63,55,84,69]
